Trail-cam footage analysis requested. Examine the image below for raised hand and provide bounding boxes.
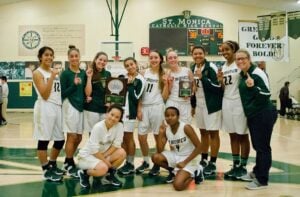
[86,68,93,78]
[51,67,60,77]
[217,68,223,83]
[245,73,254,87]
[74,73,82,85]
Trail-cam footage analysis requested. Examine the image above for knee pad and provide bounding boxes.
[53,140,65,150]
[37,140,50,150]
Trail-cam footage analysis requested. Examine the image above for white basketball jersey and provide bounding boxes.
[222,62,241,100]
[142,69,164,105]
[193,65,205,106]
[34,67,62,105]
[169,67,190,102]
[166,121,195,156]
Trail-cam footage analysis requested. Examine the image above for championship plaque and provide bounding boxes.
[105,77,127,106]
[179,79,192,97]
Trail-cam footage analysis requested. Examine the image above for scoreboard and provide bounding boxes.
[150,15,223,56]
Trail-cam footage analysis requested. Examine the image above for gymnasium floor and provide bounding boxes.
[0,112,299,197]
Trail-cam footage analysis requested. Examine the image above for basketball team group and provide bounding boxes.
[32,40,277,191]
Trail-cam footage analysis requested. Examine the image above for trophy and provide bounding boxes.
[179,79,192,97]
[105,77,127,106]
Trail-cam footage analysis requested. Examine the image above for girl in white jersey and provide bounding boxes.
[136,50,169,175]
[118,57,145,175]
[77,104,126,188]
[218,41,250,179]
[165,49,194,124]
[33,46,65,182]
[152,107,203,191]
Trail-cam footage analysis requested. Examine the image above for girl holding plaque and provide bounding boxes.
[118,57,145,175]
[60,45,87,178]
[190,46,222,177]
[84,52,111,133]
[165,49,194,124]
[217,41,250,180]
[135,50,169,176]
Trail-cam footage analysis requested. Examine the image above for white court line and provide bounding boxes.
[0,160,41,171]
[272,133,300,143]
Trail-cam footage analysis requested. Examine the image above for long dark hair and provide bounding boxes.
[90,52,108,81]
[150,50,165,92]
[37,46,54,62]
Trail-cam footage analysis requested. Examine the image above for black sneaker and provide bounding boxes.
[78,170,90,188]
[52,166,65,175]
[148,164,160,176]
[194,165,204,184]
[64,164,79,178]
[234,165,247,180]
[224,165,238,178]
[101,173,123,187]
[44,167,63,182]
[136,161,150,174]
[118,162,135,175]
[200,159,208,168]
[203,161,216,176]
[165,172,175,183]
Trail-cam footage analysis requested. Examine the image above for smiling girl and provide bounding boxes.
[77,104,126,188]
[33,46,64,182]
[118,57,145,175]
[136,50,169,175]
[60,45,87,178]
[152,107,203,190]
[84,52,111,133]
[218,41,250,180]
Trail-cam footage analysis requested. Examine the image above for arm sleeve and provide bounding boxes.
[251,74,271,103]
[60,72,77,100]
[128,79,144,101]
[201,66,222,94]
[112,123,124,148]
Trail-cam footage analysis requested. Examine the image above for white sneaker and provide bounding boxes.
[241,171,255,182]
[245,178,268,190]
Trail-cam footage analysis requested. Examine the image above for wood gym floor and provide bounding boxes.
[0,112,299,197]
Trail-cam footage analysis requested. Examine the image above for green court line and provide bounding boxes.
[0,147,300,197]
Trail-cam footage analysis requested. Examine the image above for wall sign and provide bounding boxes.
[238,21,289,62]
[149,12,223,56]
[19,25,85,56]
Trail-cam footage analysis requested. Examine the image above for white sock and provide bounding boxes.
[127,155,134,164]
[143,156,150,164]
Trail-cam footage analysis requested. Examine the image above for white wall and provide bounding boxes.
[0,0,299,100]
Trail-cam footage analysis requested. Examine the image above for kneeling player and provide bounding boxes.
[77,104,126,188]
[152,107,204,191]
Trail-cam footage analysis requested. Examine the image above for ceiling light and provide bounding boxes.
[298,0,300,4]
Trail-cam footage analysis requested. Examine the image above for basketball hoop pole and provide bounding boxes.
[106,0,129,58]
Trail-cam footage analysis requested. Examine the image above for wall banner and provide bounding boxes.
[271,12,286,39]
[288,11,300,39]
[257,15,271,41]
[19,25,85,56]
[238,21,289,62]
